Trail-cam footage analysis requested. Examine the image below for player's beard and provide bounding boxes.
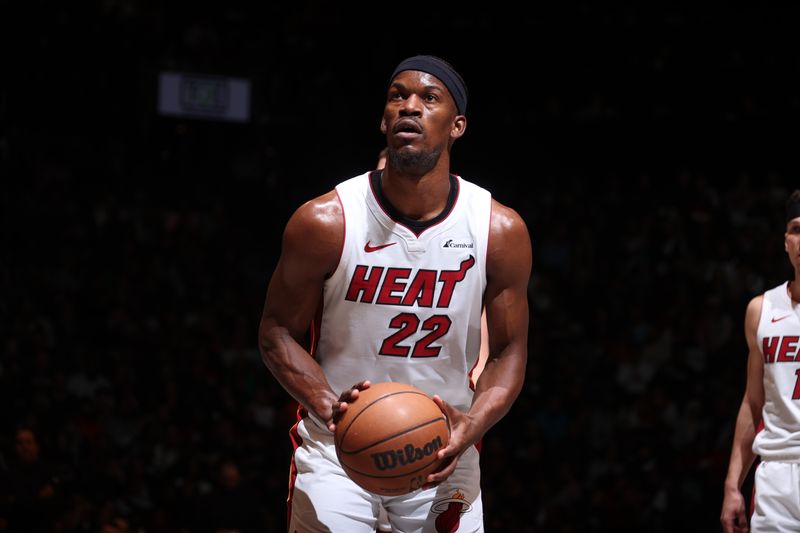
[386,144,442,177]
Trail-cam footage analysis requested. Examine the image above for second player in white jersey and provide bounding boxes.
[754,281,800,460]
[722,189,800,533]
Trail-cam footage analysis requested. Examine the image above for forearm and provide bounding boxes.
[259,322,338,424]
[467,347,526,443]
[724,402,760,491]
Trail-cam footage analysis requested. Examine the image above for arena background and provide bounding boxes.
[3,2,800,531]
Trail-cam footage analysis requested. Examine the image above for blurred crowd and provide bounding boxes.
[4,2,800,532]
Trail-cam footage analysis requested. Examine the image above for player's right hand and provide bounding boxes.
[328,380,371,433]
[720,489,749,533]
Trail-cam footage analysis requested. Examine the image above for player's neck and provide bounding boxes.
[789,279,800,303]
[379,168,452,221]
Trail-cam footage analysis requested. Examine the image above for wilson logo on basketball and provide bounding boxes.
[370,436,444,471]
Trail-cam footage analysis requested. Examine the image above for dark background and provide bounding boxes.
[3,2,800,532]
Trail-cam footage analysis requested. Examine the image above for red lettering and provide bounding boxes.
[378,313,453,358]
[763,337,779,363]
[778,336,800,362]
[379,313,420,357]
[401,270,436,307]
[412,315,452,357]
[437,255,476,308]
[348,256,475,309]
[345,265,384,303]
[794,368,800,400]
[376,268,411,305]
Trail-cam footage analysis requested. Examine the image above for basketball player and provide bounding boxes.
[259,55,532,532]
[721,190,800,533]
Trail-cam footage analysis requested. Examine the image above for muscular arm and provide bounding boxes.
[258,191,343,427]
[721,295,765,533]
[430,199,531,484]
[469,199,532,437]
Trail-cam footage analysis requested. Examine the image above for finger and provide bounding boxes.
[424,457,457,487]
[330,398,350,425]
[339,388,360,403]
[436,443,457,461]
[431,395,455,423]
[421,480,440,490]
[432,394,446,411]
[350,380,371,391]
[341,381,372,402]
[735,511,749,533]
[431,394,461,424]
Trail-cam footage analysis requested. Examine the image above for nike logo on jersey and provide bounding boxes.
[364,241,397,253]
[772,314,792,323]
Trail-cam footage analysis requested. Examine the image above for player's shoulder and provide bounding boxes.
[486,198,532,279]
[746,294,764,314]
[489,198,529,238]
[289,171,374,232]
[744,294,765,332]
[748,282,790,317]
[285,190,343,243]
[294,190,341,222]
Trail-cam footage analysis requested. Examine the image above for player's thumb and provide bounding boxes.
[734,510,748,533]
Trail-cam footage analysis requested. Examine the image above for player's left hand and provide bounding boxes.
[423,395,477,487]
[328,380,372,433]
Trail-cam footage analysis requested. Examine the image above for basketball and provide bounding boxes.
[334,381,450,496]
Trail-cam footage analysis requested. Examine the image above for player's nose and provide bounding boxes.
[399,94,424,116]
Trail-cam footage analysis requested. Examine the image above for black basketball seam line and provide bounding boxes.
[341,456,442,480]
[337,390,436,445]
[338,417,448,455]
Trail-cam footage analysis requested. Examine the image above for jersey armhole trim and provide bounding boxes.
[325,188,347,281]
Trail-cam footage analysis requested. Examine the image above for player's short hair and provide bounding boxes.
[787,190,800,224]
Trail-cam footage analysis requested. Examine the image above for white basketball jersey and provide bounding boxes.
[314,170,491,413]
[754,281,800,459]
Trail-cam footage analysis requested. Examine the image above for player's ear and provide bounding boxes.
[450,116,467,141]
[380,117,388,135]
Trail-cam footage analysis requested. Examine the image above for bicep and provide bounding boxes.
[745,347,765,414]
[262,256,326,340]
[484,203,532,358]
[743,296,765,413]
[260,195,342,340]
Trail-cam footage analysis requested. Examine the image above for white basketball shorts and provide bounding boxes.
[751,460,800,532]
[288,416,484,532]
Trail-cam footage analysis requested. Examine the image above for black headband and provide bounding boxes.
[390,55,468,115]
